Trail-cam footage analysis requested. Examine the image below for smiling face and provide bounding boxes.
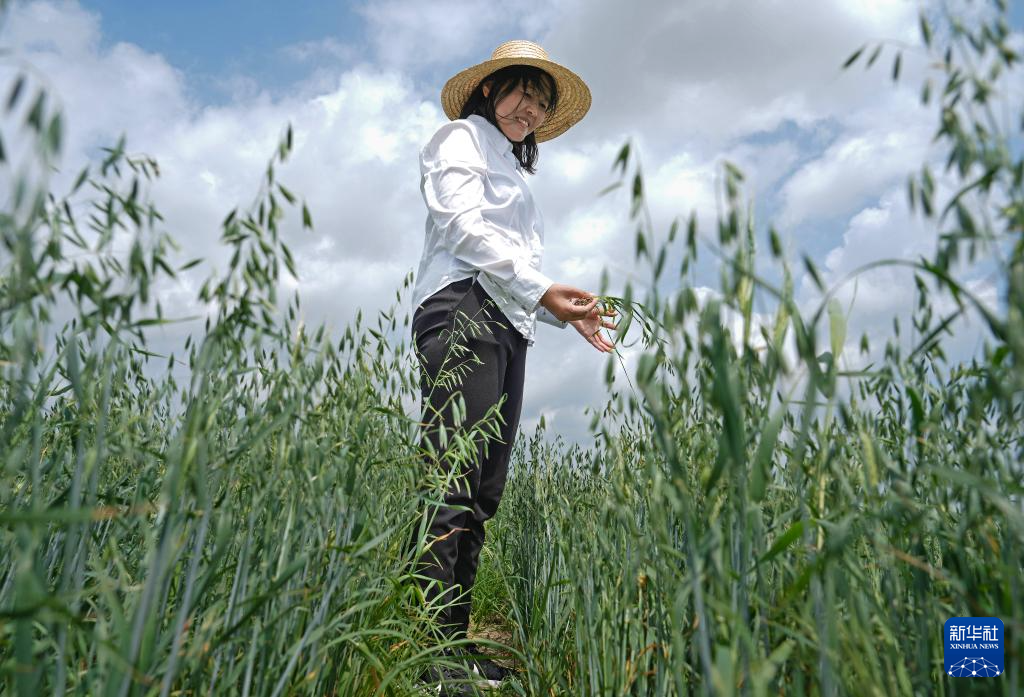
[459,65,559,174]
[481,73,556,143]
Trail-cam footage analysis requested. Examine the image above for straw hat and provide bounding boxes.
[441,40,591,143]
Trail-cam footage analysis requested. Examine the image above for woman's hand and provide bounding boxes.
[571,308,618,353]
[539,283,601,322]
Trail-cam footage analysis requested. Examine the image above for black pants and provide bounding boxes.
[411,277,528,641]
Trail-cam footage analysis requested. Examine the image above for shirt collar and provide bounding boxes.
[467,114,513,155]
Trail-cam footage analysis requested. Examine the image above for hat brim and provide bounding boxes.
[441,57,591,143]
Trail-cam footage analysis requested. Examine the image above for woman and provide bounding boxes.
[410,40,615,688]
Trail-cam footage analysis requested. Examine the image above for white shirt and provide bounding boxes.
[412,114,566,346]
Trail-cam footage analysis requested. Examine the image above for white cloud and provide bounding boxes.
[779,92,932,226]
[355,0,550,72]
[4,0,1013,445]
[281,37,356,65]
[539,0,922,149]
[800,186,1002,370]
[2,2,446,374]
[5,2,191,159]
[822,189,930,281]
[351,0,924,149]
[784,131,913,226]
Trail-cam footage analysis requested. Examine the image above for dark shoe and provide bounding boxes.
[418,652,482,696]
[465,643,513,683]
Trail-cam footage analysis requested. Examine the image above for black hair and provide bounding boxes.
[459,64,559,174]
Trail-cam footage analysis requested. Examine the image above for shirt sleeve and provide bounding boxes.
[420,121,553,313]
[537,306,568,329]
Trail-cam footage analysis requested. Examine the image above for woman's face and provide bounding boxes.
[484,80,550,142]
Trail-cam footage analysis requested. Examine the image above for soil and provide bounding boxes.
[469,618,519,673]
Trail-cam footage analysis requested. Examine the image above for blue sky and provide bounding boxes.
[79,1,365,102]
[80,1,1024,91]
[3,0,1020,442]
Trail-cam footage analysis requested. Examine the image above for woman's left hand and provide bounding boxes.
[571,307,618,353]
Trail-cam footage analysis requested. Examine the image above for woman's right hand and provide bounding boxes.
[539,283,600,322]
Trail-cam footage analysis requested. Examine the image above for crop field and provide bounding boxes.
[1,4,1021,696]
